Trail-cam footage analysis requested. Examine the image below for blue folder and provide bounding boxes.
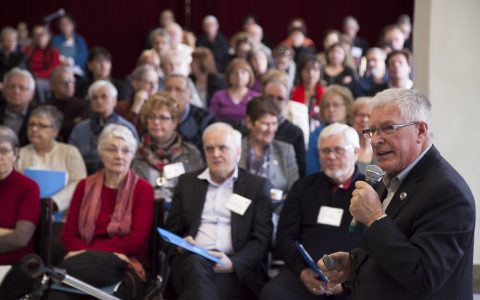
[23,168,68,199]
[157,228,224,266]
[295,241,329,282]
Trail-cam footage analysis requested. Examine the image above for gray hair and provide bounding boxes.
[0,125,19,150]
[49,65,73,83]
[131,64,157,81]
[87,80,118,99]
[1,26,17,41]
[3,67,35,91]
[318,123,360,150]
[372,88,433,137]
[97,124,138,154]
[203,15,218,25]
[203,122,242,152]
[30,105,64,130]
[149,27,170,45]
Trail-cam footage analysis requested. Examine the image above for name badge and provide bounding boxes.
[225,194,252,216]
[317,206,344,227]
[270,188,283,201]
[163,162,185,180]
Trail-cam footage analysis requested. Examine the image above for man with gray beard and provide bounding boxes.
[261,123,363,300]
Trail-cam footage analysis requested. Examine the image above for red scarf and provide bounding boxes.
[78,169,139,245]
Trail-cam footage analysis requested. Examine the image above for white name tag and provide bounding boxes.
[270,188,283,201]
[163,162,185,180]
[317,206,344,227]
[225,194,252,216]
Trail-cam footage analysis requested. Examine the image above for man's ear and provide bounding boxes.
[416,121,429,143]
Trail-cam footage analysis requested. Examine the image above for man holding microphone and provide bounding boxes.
[319,88,475,300]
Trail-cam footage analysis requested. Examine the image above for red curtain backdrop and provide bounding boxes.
[0,0,413,78]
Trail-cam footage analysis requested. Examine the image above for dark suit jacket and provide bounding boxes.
[0,103,36,146]
[351,146,475,300]
[166,168,273,294]
[275,119,306,177]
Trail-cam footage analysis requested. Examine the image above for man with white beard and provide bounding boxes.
[261,122,363,300]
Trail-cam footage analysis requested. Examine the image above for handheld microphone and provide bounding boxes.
[349,165,384,233]
[43,8,66,24]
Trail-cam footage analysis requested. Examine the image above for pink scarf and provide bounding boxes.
[78,169,139,245]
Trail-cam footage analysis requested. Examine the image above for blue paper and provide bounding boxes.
[157,228,224,266]
[23,168,67,199]
[296,241,329,282]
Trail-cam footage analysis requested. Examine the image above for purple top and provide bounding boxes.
[209,89,261,121]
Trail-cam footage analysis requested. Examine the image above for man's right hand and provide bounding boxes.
[317,252,351,285]
[300,268,328,295]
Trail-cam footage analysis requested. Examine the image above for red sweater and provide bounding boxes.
[61,177,154,265]
[24,46,60,79]
[0,170,40,265]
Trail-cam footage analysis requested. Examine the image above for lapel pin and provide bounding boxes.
[399,192,407,200]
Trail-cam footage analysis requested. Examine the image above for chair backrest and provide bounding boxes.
[148,198,165,278]
[33,198,53,266]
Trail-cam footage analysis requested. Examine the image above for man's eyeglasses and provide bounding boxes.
[319,145,353,156]
[361,121,418,139]
[28,122,54,130]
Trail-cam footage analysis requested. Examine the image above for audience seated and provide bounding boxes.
[48,124,154,299]
[165,73,216,154]
[23,24,61,103]
[317,30,356,72]
[291,55,324,130]
[248,46,270,93]
[148,28,172,72]
[0,67,37,146]
[227,32,254,63]
[281,18,316,64]
[352,47,388,97]
[15,105,87,214]
[165,122,273,299]
[260,123,363,300]
[52,13,88,76]
[306,85,353,175]
[263,79,306,177]
[0,27,28,87]
[342,16,369,64]
[116,64,159,134]
[210,58,260,131]
[322,43,357,92]
[245,23,272,59]
[0,126,40,299]
[136,49,162,80]
[380,49,413,89]
[239,96,298,237]
[75,47,130,101]
[69,80,138,174]
[380,24,406,53]
[16,21,32,49]
[197,15,230,73]
[397,14,413,52]
[189,47,227,107]
[351,97,374,173]
[131,92,204,207]
[272,45,296,90]
[165,23,193,75]
[46,66,90,142]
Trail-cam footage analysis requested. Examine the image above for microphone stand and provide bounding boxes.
[21,254,120,300]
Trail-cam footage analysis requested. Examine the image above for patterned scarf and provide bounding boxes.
[137,132,184,171]
[247,142,271,178]
[78,169,139,245]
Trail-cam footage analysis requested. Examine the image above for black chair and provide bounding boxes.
[33,198,53,266]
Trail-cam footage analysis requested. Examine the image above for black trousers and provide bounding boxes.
[260,268,350,300]
[171,252,256,300]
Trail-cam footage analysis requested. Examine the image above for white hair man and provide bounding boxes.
[261,123,364,299]
[166,122,273,299]
[0,67,36,146]
[320,88,475,300]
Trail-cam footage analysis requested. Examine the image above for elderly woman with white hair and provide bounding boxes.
[69,80,138,174]
[48,124,154,299]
